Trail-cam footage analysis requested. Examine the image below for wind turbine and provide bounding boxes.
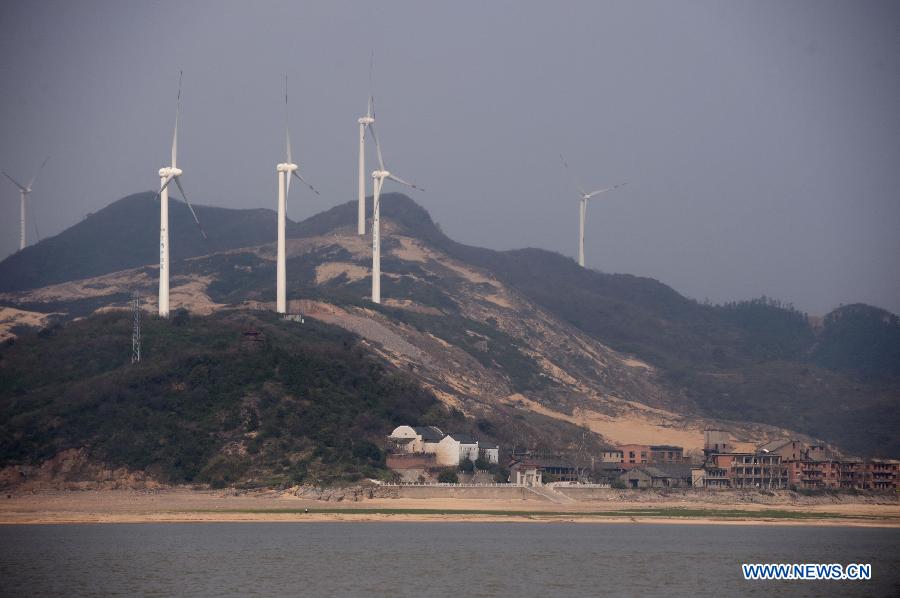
[369,119,423,304]
[276,76,319,314]
[155,72,207,318]
[3,157,49,251]
[356,53,376,235]
[560,154,627,268]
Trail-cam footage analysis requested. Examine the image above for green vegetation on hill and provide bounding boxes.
[0,310,464,486]
[812,303,900,379]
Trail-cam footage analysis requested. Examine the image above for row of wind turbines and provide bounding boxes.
[6,69,626,319]
[152,70,432,318]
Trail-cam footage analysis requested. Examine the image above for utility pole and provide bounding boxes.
[132,291,141,364]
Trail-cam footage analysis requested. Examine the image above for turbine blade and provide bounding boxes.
[284,74,292,164]
[173,176,208,240]
[292,170,320,196]
[559,153,585,197]
[585,182,628,199]
[2,171,27,192]
[367,49,375,118]
[154,175,176,201]
[286,127,292,166]
[369,122,385,171]
[172,71,182,167]
[27,156,50,190]
[388,173,423,192]
[286,168,291,199]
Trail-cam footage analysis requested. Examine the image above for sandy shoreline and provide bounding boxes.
[2,489,898,527]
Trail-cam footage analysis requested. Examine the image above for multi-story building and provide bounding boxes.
[694,433,898,491]
[649,445,684,463]
[870,460,899,491]
[710,452,788,489]
[617,444,649,466]
[615,444,685,468]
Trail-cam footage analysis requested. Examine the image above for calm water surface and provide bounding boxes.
[1,522,898,597]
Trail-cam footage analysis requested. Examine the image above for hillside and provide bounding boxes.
[0,311,450,486]
[1,193,898,466]
[0,192,287,293]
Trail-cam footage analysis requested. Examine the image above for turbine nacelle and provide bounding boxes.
[159,166,183,178]
[358,116,375,125]
[372,169,390,179]
[276,162,299,173]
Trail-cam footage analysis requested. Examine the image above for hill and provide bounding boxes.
[0,192,287,293]
[1,192,898,467]
[0,310,459,486]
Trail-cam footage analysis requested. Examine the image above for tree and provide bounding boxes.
[459,458,475,473]
[437,469,459,483]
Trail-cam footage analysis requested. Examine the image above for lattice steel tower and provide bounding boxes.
[131,291,141,363]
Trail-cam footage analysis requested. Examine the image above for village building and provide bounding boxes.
[436,433,480,467]
[509,461,543,487]
[509,451,580,482]
[712,452,788,489]
[615,444,685,468]
[478,442,500,465]
[600,450,623,463]
[617,444,649,466]
[703,429,732,457]
[387,425,501,470]
[387,425,445,454]
[870,460,900,491]
[618,466,688,489]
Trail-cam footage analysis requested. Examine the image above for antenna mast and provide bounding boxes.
[131,291,141,364]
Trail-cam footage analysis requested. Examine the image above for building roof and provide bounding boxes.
[627,466,677,479]
[478,441,499,450]
[445,432,477,445]
[413,426,444,442]
[757,439,795,453]
[650,463,694,479]
[649,445,683,451]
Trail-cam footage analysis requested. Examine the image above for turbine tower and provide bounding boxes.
[369,122,423,304]
[155,72,207,318]
[560,154,627,268]
[3,157,49,251]
[276,76,319,314]
[357,53,376,235]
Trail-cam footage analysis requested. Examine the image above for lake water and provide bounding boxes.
[1,522,898,597]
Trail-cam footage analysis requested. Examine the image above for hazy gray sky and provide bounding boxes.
[1,0,898,314]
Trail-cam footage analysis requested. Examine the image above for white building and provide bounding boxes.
[436,433,480,467]
[479,442,500,465]
[388,425,444,454]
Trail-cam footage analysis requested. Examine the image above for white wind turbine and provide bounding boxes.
[561,154,627,268]
[3,157,49,251]
[155,72,207,318]
[275,76,319,314]
[356,53,376,235]
[369,117,423,304]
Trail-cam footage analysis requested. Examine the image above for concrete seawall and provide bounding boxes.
[391,486,544,501]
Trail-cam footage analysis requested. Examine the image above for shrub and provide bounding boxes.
[437,469,459,483]
[459,458,475,473]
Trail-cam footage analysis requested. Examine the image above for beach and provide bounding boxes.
[2,488,897,527]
